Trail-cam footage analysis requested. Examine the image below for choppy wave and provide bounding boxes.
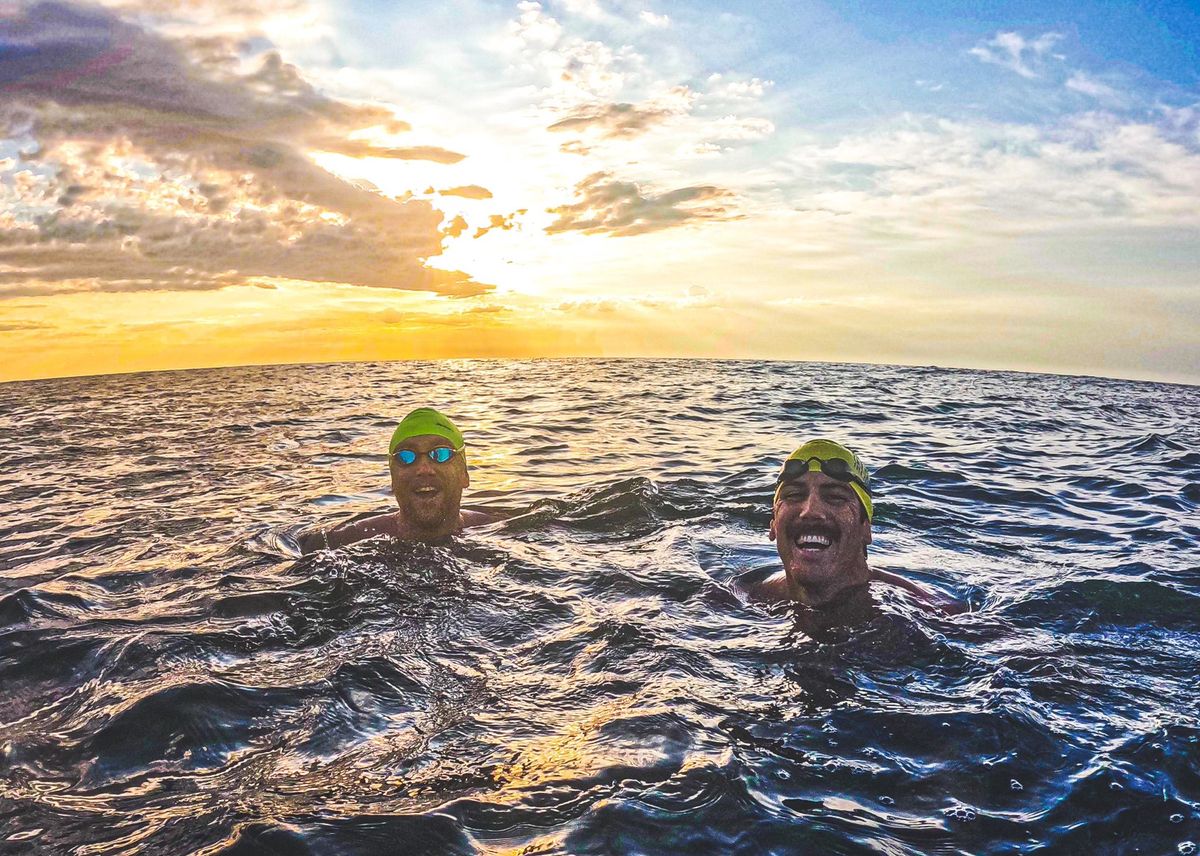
[1,360,1198,854]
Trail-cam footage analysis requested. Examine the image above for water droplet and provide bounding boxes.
[1010,779,1023,791]
[1177,841,1195,855]
[1109,781,1124,791]
[1172,815,1185,824]
[777,770,790,780]
[879,796,894,806]
[943,805,977,822]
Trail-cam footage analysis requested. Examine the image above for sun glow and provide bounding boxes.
[2,0,1197,384]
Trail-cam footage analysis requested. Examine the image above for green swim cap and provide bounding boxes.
[388,407,465,455]
[776,438,873,521]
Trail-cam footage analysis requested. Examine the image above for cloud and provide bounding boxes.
[377,302,510,327]
[547,99,679,139]
[705,74,773,101]
[639,11,669,28]
[308,138,465,163]
[474,211,524,238]
[775,112,1200,235]
[0,1,487,298]
[1065,71,1120,102]
[435,184,493,199]
[442,214,469,238]
[0,319,53,331]
[706,115,775,142]
[503,2,634,101]
[560,0,603,19]
[968,31,1062,79]
[559,139,592,156]
[545,171,737,236]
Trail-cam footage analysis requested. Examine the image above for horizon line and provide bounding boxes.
[4,355,1196,391]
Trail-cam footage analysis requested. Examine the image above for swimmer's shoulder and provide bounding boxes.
[871,568,969,615]
[461,507,510,527]
[732,568,789,603]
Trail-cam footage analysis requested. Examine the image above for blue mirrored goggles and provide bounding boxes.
[393,445,463,465]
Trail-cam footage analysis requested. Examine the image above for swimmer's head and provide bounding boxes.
[388,408,469,535]
[774,438,872,522]
[771,439,873,605]
[389,407,465,457]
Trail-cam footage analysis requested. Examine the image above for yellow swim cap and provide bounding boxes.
[775,438,873,521]
[388,408,465,455]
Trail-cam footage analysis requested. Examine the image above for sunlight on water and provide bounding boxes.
[1,359,1198,854]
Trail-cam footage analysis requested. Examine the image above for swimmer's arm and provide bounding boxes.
[298,513,397,555]
[872,569,968,614]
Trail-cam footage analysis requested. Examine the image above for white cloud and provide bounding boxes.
[775,112,1200,236]
[706,115,775,142]
[968,31,1062,79]
[1158,103,1200,145]
[1065,71,1120,101]
[560,0,604,19]
[639,11,669,28]
[705,74,773,101]
[510,1,564,50]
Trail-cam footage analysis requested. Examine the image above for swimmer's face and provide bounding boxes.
[770,470,871,605]
[389,434,469,534]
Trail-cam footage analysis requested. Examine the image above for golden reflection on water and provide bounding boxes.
[489,696,653,791]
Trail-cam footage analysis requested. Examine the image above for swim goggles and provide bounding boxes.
[776,456,870,491]
[393,446,463,465]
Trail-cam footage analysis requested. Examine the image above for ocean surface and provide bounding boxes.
[1,359,1198,856]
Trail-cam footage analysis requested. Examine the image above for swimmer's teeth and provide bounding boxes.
[796,534,831,549]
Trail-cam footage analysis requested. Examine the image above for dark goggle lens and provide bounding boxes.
[395,447,457,465]
[779,456,865,489]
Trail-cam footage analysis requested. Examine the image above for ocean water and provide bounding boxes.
[1,359,1198,856]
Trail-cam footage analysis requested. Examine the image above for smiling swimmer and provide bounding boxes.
[299,407,502,554]
[739,439,960,612]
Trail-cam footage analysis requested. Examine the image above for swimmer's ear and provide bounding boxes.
[459,460,469,489]
[768,515,777,541]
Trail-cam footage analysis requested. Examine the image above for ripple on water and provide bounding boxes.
[0,360,1197,854]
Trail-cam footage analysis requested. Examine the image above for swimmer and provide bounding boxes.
[740,439,959,613]
[299,407,502,553]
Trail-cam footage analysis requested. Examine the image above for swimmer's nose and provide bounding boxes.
[793,492,831,520]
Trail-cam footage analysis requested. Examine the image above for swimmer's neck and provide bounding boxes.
[785,576,871,609]
[387,509,465,541]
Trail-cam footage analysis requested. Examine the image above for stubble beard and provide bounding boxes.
[403,491,460,536]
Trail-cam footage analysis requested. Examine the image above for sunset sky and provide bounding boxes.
[2,0,1197,384]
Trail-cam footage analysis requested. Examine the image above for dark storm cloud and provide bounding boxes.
[0,1,488,298]
[545,172,736,237]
